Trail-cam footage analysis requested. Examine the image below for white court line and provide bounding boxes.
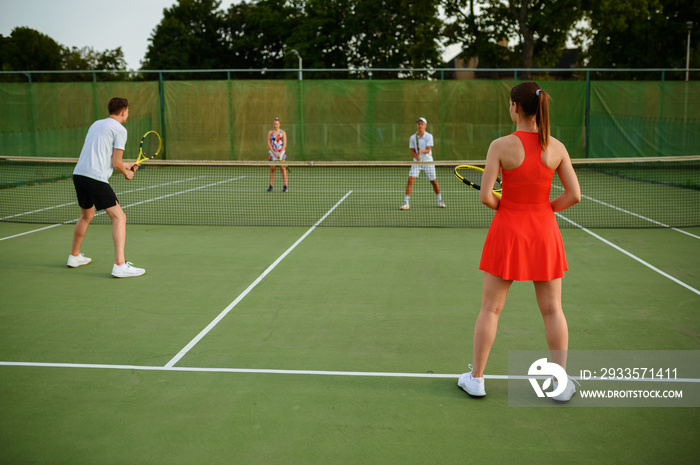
[1,361,698,383]
[118,176,245,210]
[0,224,63,241]
[557,213,700,296]
[0,176,206,222]
[0,176,245,241]
[164,190,354,368]
[553,185,700,239]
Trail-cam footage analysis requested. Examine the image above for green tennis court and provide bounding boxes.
[1,212,698,463]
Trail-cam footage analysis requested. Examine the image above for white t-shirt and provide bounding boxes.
[73,117,127,183]
[409,131,434,162]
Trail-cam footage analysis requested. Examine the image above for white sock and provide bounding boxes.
[436,194,442,201]
[404,195,410,203]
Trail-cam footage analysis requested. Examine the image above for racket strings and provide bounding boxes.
[456,167,485,188]
[142,134,162,159]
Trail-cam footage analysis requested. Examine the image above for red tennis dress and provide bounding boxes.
[479,131,567,281]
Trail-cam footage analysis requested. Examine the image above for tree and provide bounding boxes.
[142,0,228,75]
[347,0,443,74]
[442,0,584,73]
[285,0,354,74]
[222,0,303,74]
[579,0,700,75]
[62,46,128,80]
[222,0,443,78]
[0,27,64,81]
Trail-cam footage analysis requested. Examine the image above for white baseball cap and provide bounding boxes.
[417,117,427,124]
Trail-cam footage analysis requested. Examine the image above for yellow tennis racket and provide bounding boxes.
[130,130,162,171]
[454,165,502,198]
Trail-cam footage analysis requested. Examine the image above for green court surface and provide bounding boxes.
[0,222,699,464]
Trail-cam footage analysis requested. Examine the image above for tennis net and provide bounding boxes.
[1,157,699,228]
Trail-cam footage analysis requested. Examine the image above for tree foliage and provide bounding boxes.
[0,27,127,82]
[580,0,700,73]
[145,0,443,78]
[442,0,584,70]
[142,0,228,72]
[0,27,64,80]
[62,46,128,80]
[1,0,699,80]
[222,0,301,71]
[343,0,442,72]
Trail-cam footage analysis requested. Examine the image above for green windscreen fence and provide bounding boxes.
[0,81,160,159]
[0,80,697,161]
[589,81,700,157]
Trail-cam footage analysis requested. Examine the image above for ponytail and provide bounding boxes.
[535,88,550,150]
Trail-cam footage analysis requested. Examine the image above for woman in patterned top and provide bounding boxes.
[267,117,288,192]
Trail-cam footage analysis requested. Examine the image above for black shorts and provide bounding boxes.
[73,175,119,211]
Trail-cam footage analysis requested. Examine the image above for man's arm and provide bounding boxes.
[112,149,136,179]
[410,136,420,161]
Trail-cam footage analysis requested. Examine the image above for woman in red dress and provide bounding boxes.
[458,82,581,401]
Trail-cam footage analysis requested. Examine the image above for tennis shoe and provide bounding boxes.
[400,203,410,210]
[111,261,146,278]
[283,185,288,193]
[267,186,273,192]
[438,200,446,208]
[458,365,486,397]
[552,377,580,402]
[67,253,91,268]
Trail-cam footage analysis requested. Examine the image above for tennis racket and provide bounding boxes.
[130,130,162,171]
[414,132,421,160]
[454,165,503,198]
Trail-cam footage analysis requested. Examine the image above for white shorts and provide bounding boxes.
[268,151,287,161]
[408,164,436,181]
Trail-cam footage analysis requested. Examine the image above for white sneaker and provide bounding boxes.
[438,200,446,208]
[67,253,91,268]
[552,377,580,402]
[400,203,410,210]
[111,261,146,278]
[458,365,486,397]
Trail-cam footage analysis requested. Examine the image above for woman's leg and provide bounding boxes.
[471,272,513,377]
[533,279,569,370]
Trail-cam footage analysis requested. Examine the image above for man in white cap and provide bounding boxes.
[400,117,445,210]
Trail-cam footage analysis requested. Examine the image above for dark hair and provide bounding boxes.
[510,82,550,150]
[108,97,129,115]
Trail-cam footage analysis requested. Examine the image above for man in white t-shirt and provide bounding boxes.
[400,117,445,210]
[67,97,145,278]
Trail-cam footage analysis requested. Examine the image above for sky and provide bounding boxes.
[1,0,461,71]
[0,0,243,70]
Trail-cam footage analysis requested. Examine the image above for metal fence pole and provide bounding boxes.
[585,70,591,158]
[158,72,167,159]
